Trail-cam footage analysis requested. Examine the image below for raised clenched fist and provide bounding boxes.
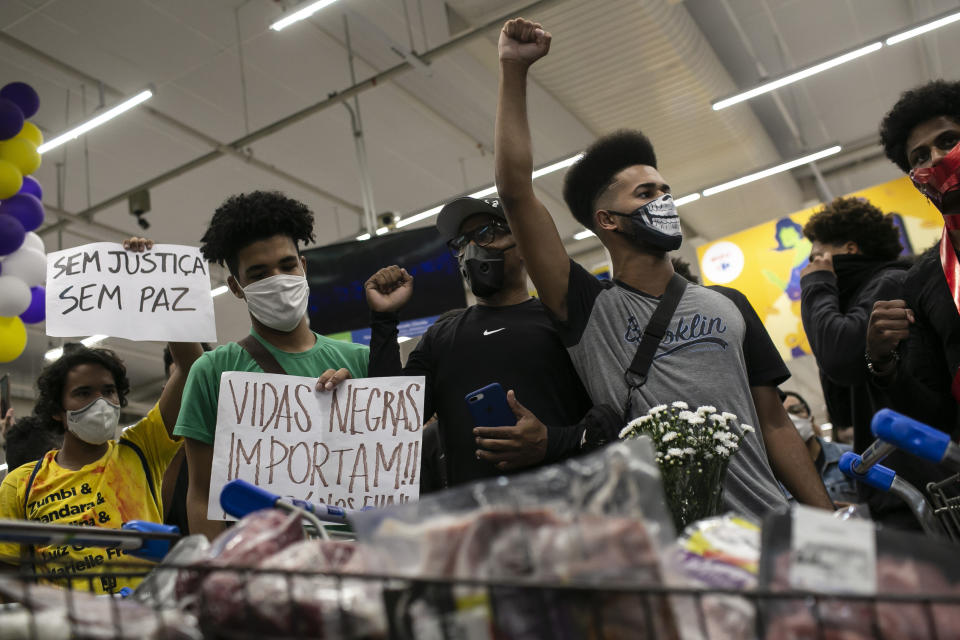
[866,299,914,367]
[364,265,414,313]
[499,18,552,67]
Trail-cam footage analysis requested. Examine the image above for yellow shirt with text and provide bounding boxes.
[0,404,180,594]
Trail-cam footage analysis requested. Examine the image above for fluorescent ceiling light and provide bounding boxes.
[887,10,960,45]
[0,463,6,473]
[390,152,583,233]
[394,205,442,230]
[673,193,701,206]
[45,334,108,361]
[355,232,371,241]
[531,153,584,179]
[712,43,881,111]
[574,230,595,241]
[270,0,340,31]
[397,336,412,343]
[703,146,841,197]
[38,90,153,154]
[468,186,498,199]
[211,285,229,298]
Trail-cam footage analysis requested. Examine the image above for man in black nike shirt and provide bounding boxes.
[366,196,593,486]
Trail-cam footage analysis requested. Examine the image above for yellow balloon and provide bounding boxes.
[0,138,40,175]
[0,316,26,363]
[16,122,43,148]
[0,159,22,199]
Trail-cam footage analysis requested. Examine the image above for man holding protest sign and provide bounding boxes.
[174,191,369,539]
[0,237,204,594]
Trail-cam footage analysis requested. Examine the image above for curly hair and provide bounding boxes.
[199,191,316,275]
[563,130,658,230]
[803,197,903,261]
[5,415,63,470]
[34,347,130,429]
[880,80,960,173]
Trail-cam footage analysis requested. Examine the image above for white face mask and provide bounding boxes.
[66,397,121,445]
[242,274,309,332]
[789,414,815,442]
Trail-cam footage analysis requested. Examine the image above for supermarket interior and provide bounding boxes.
[0,0,959,637]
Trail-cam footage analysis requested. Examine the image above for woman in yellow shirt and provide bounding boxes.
[0,237,203,594]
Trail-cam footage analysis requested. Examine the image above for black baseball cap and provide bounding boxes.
[436,196,506,241]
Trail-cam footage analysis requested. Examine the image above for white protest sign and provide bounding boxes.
[208,372,426,520]
[45,242,217,342]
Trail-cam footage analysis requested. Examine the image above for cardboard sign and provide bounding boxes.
[45,242,217,342]
[208,372,426,519]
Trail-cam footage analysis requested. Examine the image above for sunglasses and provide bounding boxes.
[447,220,510,255]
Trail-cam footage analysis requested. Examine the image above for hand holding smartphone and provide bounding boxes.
[465,383,516,427]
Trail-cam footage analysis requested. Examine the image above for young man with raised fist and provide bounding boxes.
[365,196,595,487]
[493,18,832,519]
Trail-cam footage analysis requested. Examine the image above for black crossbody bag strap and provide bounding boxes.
[623,273,688,418]
[238,335,288,375]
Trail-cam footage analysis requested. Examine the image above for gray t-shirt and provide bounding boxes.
[556,260,791,521]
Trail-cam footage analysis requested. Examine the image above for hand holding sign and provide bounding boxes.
[209,373,425,519]
[45,241,217,342]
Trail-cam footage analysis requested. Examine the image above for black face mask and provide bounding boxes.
[459,242,514,298]
[607,195,683,252]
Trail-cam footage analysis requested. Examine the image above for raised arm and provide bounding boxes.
[495,18,571,320]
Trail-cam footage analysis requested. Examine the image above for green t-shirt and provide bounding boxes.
[174,329,369,445]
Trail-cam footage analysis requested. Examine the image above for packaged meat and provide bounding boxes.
[175,508,304,605]
[0,575,201,640]
[198,538,387,638]
[759,507,960,640]
[352,439,681,639]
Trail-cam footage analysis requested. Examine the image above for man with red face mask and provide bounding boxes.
[870,81,960,441]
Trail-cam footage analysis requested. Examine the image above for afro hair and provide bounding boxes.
[34,347,130,430]
[880,80,960,173]
[200,190,316,275]
[803,197,903,262]
[563,130,657,230]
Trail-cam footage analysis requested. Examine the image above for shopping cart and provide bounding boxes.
[840,408,960,540]
[1,477,959,638]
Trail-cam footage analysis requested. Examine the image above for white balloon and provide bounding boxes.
[0,275,30,316]
[1,247,45,287]
[21,232,44,254]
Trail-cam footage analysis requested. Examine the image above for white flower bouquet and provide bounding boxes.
[619,402,755,530]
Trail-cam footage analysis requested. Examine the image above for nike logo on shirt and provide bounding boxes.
[483,328,506,336]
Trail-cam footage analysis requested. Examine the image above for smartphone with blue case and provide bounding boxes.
[465,383,516,427]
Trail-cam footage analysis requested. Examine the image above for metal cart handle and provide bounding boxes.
[839,452,895,491]
[839,452,947,538]
[871,409,958,466]
[219,479,350,523]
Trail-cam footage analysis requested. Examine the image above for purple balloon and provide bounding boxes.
[0,83,39,119]
[19,285,45,324]
[18,175,41,200]
[0,213,25,255]
[0,193,44,232]
[0,98,23,141]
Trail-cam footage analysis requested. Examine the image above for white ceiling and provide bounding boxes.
[2,0,959,414]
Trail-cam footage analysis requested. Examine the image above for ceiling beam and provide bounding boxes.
[35,0,566,238]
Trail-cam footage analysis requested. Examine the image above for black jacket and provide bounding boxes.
[800,261,908,450]
[883,246,960,436]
